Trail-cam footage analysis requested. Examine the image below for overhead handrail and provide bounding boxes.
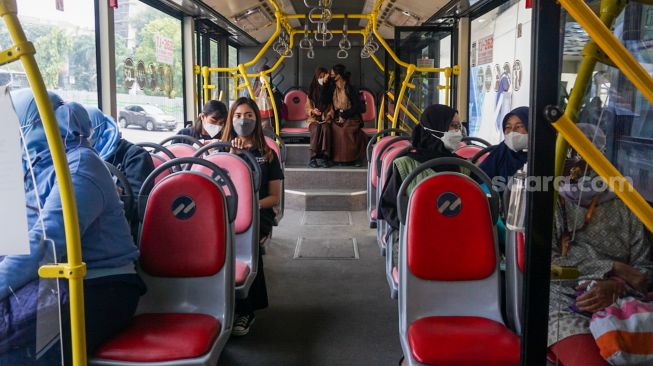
[0,1,87,364]
[549,0,653,232]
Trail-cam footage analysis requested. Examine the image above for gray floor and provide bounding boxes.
[218,210,401,366]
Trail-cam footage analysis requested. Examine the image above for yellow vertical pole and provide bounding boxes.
[0,1,87,365]
[392,64,415,130]
[234,74,239,100]
[238,64,256,100]
[262,77,280,136]
[554,0,626,178]
[202,66,210,104]
[377,97,385,132]
[444,68,452,106]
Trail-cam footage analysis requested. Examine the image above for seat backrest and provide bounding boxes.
[372,138,410,188]
[360,89,376,122]
[193,153,254,234]
[150,154,171,184]
[136,171,233,320]
[454,145,483,160]
[379,145,410,193]
[265,136,282,164]
[165,143,197,158]
[399,173,503,333]
[284,89,308,122]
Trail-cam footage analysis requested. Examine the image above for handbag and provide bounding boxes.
[589,296,653,365]
[257,90,273,119]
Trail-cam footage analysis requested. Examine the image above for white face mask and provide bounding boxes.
[317,78,325,86]
[441,130,463,151]
[259,76,267,84]
[203,121,223,138]
[504,132,528,152]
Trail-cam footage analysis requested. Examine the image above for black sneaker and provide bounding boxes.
[319,159,333,168]
[308,158,319,168]
[232,313,255,336]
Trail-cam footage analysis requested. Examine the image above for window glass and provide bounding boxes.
[114,1,183,142]
[468,0,532,144]
[0,0,98,106]
[228,44,238,106]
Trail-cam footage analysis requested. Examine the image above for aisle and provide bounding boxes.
[218,209,401,366]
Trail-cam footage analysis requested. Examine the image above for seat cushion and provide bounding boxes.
[235,260,251,286]
[363,127,378,135]
[392,266,398,284]
[281,127,309,134]
[408,316,520,366]
[95,313,220,362]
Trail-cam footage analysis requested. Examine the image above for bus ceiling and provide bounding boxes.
[199,0,450,44]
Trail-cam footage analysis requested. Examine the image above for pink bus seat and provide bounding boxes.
[454,145,483,160]
[360,89,376,122]
[284,89,308,122]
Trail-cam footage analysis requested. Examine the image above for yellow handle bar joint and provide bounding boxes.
[39,262,87,280]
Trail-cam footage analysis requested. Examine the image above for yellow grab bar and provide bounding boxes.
[0,1,87,365]
[552,113,653,233]
[261,77,281,136]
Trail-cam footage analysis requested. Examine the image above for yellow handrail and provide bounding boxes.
[261,76,281,136]
[377,97,385,132]
[392,65,415,130]
[551,0,653,232]
[0,1,87,365]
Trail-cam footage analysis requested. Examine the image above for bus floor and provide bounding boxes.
[218,209,401,365]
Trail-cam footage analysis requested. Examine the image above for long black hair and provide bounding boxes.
[221,97,274,162]
[309,67,329,107]
[193,100,227,136]
[332,64,351,84]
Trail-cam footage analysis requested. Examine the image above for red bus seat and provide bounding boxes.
[284,89,308,122]
[360,89,376,123]
[396,158,519,366]
[92,158,236,366]
[454,145,483,160]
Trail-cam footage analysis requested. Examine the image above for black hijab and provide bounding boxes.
[479,106,529,182]
[407,104,458,163]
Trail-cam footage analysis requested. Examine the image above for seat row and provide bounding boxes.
[281,87,379,138]
[366,130,523,366]
[92,135,286,365]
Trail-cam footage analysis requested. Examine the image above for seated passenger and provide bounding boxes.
[479,106,529,188]
[548,123,652,366]
[321,64,368,165]
[378,104,463,231]
[306,67,332,168]
[1,90,144,364]
[221,97,283,336]
[176,100,228,143]
[86,107,154,238]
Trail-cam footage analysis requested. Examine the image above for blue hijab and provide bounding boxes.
[12,88,65,160]
[86,107,121,160]
[479,106,529,183]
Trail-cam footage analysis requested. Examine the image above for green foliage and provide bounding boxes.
[33,27,72,88]
[69,34,97,91]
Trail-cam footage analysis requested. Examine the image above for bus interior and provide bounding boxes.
[1,0,653,365]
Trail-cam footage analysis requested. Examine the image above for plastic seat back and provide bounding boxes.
[372,138,410,189]
[193,152,259,297]
[360,89,376,122]
[165,143,197,158]
[454,144,483,160]
[284,89,308,122]
[397,158,503,332]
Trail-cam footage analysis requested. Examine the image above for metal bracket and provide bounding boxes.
[550,265,580,280]
[0,41,35,67]
[582,41,615,67]
[39,262,87,279]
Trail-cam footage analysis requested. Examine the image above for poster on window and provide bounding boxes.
[468,0,532,145]
[155,34,174,65]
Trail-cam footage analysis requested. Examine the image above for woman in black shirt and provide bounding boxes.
[221,97,284,336]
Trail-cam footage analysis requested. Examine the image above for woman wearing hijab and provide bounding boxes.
[321,64,368,165]
[479,106,529,187]
[548,123,652,366]
[1,90,144,364]
[306,67,332,168]
[377,104,464,231]
[86,107,154,239]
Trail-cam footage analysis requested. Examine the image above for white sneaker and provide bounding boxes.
[232,313,255,336]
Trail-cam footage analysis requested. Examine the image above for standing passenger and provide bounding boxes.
[221,97,284,336]
[1,90,144,364]
[252,65,280,131]
[176,100,228,143]
[322,64,368,165]
[306,67,332,168]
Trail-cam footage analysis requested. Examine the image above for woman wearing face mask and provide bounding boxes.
[548,123,652,366]
[378,104,463,232]
[320,64,368,165]
[252,64,283,130]
[306,67,332,168]
[176,100,228,143]
[1,89,144,364]
[86,107,155,240]
[220,97,283,336]
[479,106,529,187]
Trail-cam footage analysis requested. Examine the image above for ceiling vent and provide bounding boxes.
[386,7,420,27]
[233,6,273,33]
